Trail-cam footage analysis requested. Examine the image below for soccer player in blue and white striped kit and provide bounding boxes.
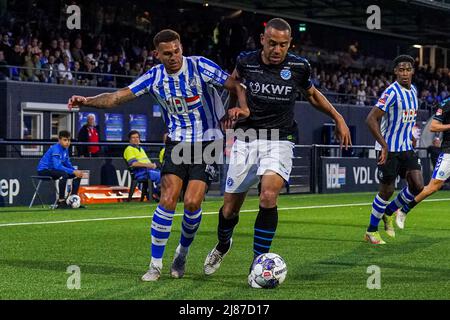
[68,29,250,280]
[365,55,424,244]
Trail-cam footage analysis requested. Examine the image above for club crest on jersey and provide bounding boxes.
[436,108,443,116]
[249,82,261,94]
[189,77,198,87]
[280,69,291,80]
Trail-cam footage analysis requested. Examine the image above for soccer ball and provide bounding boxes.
[248,253,287,289]
[66,195,81,208]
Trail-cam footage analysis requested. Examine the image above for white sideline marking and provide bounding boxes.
[0,198,449,228]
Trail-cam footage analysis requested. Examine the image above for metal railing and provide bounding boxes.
[0,64,139,88]
[0,64,418,108]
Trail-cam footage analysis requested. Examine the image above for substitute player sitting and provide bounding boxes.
[37,130,84,209]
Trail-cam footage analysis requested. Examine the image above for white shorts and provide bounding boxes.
[432,153,450,181]
[225,139,294,193]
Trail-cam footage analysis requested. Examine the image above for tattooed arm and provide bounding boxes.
[68,87,136,110]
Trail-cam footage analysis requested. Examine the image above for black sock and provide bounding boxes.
[367,224,378,232]
[216,206,239,253]
[384,207,394,216]
[403,200,418,214]
[253,206,278,257]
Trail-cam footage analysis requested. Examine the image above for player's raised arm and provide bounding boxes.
[303,85,352,150]
[68,87,136,110]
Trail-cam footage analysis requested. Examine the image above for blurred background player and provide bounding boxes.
[68,29,249,281]
[203,18,352,280]
[365,55,424,244]
[37,130,84,209]
[395,97,450,228]
[77,113,101,157]
[123,130,161,202]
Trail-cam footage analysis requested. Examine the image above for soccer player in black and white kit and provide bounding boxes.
[395,97,450,228]
[203,18,352,286]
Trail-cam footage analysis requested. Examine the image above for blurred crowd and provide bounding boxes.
[0,1,448,110]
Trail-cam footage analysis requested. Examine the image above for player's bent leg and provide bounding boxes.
[142,174,183,282]
[397,178,445,229]
[204,192,247,276]
[391,169,424,230]
[171,180,207,279]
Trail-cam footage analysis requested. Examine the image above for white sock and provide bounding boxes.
[150,258,162,269]
[176,244,189,257]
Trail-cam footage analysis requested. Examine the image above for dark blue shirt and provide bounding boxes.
[37,143,75,174]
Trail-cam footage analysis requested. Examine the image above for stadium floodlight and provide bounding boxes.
[413,44,423,48]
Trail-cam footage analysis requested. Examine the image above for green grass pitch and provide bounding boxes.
[0,191,449,300]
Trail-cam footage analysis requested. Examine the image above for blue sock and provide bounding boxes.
[367,194,389,232]
[150,205,175,267]
[253,206,278,257]
[385,188,414,216]
[178,208,202,255]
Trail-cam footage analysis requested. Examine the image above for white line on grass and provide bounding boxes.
[1,198,449,228]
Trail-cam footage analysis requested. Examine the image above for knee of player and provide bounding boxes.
[183,198,202,212]
[222,205,239,219]
[410,184,424,196]
[159,194,178,210]
[259,189,278,206]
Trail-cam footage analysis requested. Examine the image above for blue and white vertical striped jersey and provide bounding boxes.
[375,81,419,152]
[128,56,229,142]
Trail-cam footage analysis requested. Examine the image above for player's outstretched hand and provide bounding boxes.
[378,146,388,165]
[68,95,87,111]
[335,119,352,150]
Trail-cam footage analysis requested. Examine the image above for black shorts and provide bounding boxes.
[161,139,221,185]
[377,150,421,184]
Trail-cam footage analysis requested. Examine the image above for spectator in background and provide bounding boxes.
[71,38,85,63]
[0,33,12,57]
[49,39,58,55]
[40,48,50,65]
[77,114,101,157]
[130,62,142,77]
[63,40,73,62]
[8,44,24,66]
[53,49,63,64]
[58,55,73,84]
[21,55,37,81]
[356,84,366,106]
[72,61,83,85]
[0,50,8,79]
[42,55,58,83]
